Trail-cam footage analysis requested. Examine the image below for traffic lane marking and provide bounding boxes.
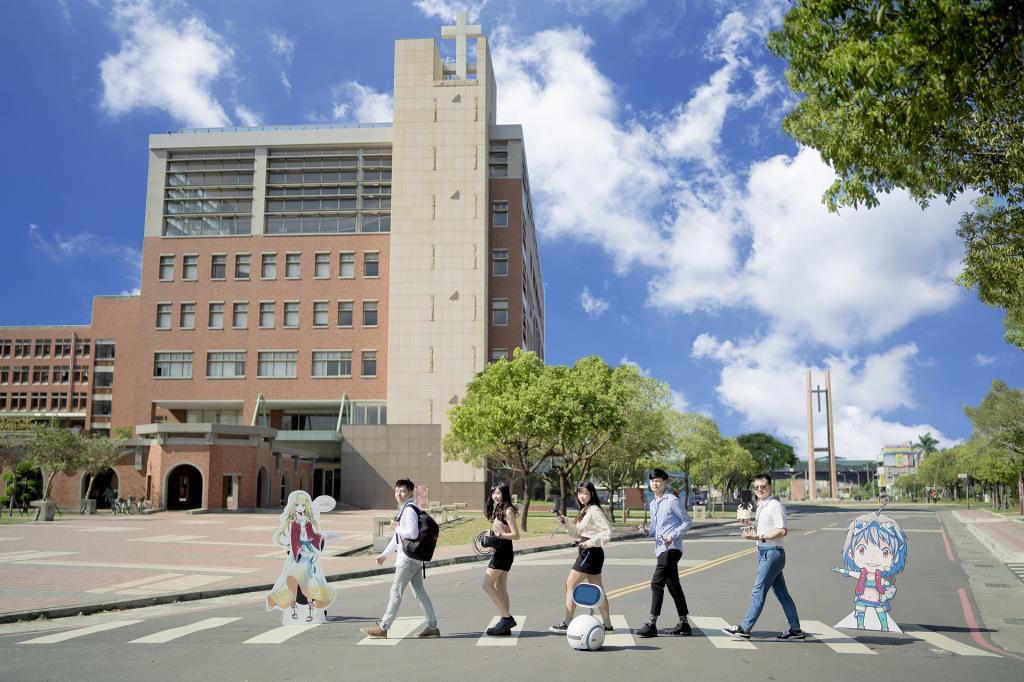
[605,547,757,600]
[476,615,525,646]
[690,616,757,649]
[86,573,184,594]
[128,616,241,644]
[902,625,999,657]
[802,620,875,654]
[356,616,424,646]
[19,620,143,644]
[244,623,320,644]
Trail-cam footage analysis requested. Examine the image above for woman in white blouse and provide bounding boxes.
[549,482,613,633]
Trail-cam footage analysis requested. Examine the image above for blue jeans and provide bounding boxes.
[740,547,800,632]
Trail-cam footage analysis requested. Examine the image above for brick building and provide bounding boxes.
[0,15,543,511]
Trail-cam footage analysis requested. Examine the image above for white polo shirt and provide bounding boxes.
[754,496,787,548]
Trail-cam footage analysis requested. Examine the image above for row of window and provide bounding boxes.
[0,366,100,385]
[0,392,89,412]
[153,350,378,379]
[0,339,103,359]
[155,299,381,331]
[157,251,381,282]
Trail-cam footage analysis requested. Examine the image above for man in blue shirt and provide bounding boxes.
[635,468,693,637]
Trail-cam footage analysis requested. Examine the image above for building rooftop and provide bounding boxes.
[174,122,392,134]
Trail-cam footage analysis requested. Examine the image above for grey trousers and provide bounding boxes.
[381,559,437,629]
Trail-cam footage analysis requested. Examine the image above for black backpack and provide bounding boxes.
[400,504,439,563]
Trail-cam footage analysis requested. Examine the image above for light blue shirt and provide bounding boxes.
[647,492,692,556]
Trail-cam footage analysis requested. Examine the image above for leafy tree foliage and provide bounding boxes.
[769,1,1024,345]
[964,379,1024,512]
[736,432,798,475]
[80,437,130,508]
[28,421,85,503]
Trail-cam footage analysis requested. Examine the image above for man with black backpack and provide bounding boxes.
[360,478,440,639]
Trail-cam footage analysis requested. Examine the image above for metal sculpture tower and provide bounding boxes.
[805,370,838,500]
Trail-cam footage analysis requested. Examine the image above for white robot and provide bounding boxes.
[566,582,606,651]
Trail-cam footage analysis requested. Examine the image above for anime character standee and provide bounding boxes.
[265,490,338,624]
[832,509,908,632]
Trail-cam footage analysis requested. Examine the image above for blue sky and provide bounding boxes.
[0,0,1018,460]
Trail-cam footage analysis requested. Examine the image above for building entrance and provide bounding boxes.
[166,464,203,510]
[82,469,119,509]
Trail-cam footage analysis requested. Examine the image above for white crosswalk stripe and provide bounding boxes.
[802,620,876,654]
[128,617,240,644]
[121,574,228,595]
[244,623,320,644]
[356,617,425,646]
[476,615,526,646]
[87,574,184,594]
[603,615,636,647]
[19,620,143,644]
[0,550,76,563]
[689,616,757,649]
[902,626,999,657]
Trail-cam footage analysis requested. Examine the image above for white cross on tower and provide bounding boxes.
[441,11,482,80]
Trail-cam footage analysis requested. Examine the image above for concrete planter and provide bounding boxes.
[30,500,57,522]
[80,499,97,515]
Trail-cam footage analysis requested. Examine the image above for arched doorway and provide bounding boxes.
[166,464,204,510]
[279,472,290,507]
[257,467,269,508]
[82,469,119,508]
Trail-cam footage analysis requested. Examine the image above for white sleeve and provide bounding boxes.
[773,501,787,530]
[398,506,419,540]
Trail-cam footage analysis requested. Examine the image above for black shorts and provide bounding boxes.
[572,544,605,575]
[488,539,514,571]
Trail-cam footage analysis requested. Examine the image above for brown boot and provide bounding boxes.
[359,625,388,638]
[417,626,441,638]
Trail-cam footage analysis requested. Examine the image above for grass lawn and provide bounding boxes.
[436,508,652,547]
[0,513,35,525]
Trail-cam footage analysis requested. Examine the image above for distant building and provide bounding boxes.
[876,442,917,495]
[0,14,543,511]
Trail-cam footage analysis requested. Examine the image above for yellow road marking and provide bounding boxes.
[606,547,757,600]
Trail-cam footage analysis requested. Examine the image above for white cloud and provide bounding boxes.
[233,104,261,127]
[99,0,238,128]
[29,224,142,291]
[620,354,695,415]
[558,0,647,22]
[580,287,609,318]
[691,332,954,459]
[267,29,295,93]
[331,81,393,123]
[413,0,487,22]
[974,353,997,367]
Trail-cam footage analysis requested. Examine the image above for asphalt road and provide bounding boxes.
[2,506,1021,681]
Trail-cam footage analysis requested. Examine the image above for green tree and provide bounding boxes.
[669,413,724,506]
[28,421,85,508]
[914,432,941,463]
[768,2,1024,346]
[918,447,961,499]
[964,380,1024,514]
[735,433,798,477]
[1,461,41,516]
[443,350,553,530]
[80,437,130,511]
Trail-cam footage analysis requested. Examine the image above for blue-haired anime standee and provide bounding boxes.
[832,511,908,632]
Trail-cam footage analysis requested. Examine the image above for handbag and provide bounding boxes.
[479,531,501,548]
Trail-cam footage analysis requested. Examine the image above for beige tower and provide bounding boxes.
[387,14,495,486]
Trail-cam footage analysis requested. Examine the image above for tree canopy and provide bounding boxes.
[736,432,798,474]
[768,1,1024,346]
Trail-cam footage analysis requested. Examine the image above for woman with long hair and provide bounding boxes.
[549,482,613,633]
[265,490,337,621]
[481,481,520,636]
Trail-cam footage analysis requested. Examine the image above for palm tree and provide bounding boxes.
[913,432,940,465]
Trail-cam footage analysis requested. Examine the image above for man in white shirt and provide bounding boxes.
[723,473,804,640]
[360,478,440,638]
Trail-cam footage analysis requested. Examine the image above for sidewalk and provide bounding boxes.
[0,510,733,623]
[952,508,1024,563]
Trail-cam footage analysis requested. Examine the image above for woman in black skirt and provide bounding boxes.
[549,482,613,633]
[482,482,520,636]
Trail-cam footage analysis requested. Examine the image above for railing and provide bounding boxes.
[175,123,393,134]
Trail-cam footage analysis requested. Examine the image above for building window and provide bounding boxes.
[13,340,30,358]
[32,367,49,384]
[0,340,10,358]
[75,339,91,357]
[490,143,509,177]
[232,302,248,328]
[73,366,89,384]
[312,350,351,377]
[208,302,224,329]
[340,401,388,425]
[361,350,377,377]
[0,393,6,410]
[50,393,67,411]
[54,338,72,357]
[94,372,113,388]
[52,366,69,384]
[337,301,354,328]
[492,299,509,326]
[259,302,275,328]
[92,400,113,417]
[30,392,47,411]
[283,301,300,328]
[180,303,196,329]
[314,252,330,278]
[261,253,277,279]
[258,351,297,378]
[313,301,329,328]
[285,253,301,279]
[492,201,509,227]
[211,254,227,280]
[339,252,355,278]
[33,340,51,358]
[364,251,380,278]
[9,392,27,410]
[362,300,378,327]
[154,351,193,378]
[159,255,174,281]
[235,253,250,279]
[71,392,88,411]
[182,254,198,280]
[207,351,246,378]
[0,367,7,384]
[95,342,115,359]
[156,303,172,329]
[492,249,508,276]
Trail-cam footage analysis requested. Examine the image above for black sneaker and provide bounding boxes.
[603,625,614,632]
[722,625,750,640]
[549,621,568,633]
[777,628,805,640]
[486,621,512,636]
[668,619,692,636]
[635,622,658,638]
